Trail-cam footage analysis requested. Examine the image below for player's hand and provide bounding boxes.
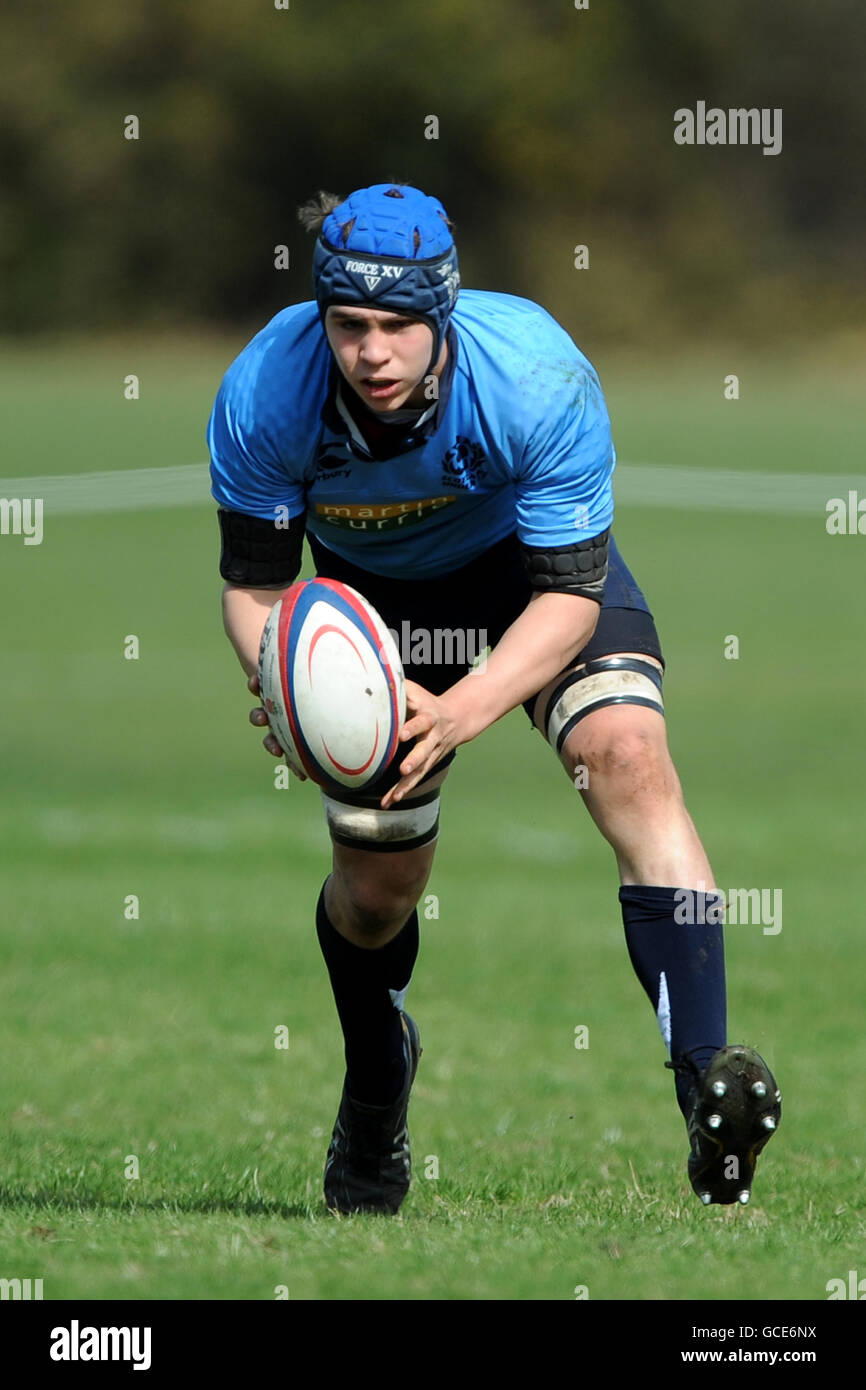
[247,672,307,778]
[380,680,457,808]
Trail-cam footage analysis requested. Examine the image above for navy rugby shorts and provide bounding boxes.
[307,531,664,791]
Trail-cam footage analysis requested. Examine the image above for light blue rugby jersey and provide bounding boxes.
[208,289,615,580]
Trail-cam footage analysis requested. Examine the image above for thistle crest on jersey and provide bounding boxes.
[312,183,459,369]
[257,578,406,790]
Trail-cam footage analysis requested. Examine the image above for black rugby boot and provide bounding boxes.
[667,1045,782,1206]
[324,1012,421,1214]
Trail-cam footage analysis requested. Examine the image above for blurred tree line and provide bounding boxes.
[1,0,863,346]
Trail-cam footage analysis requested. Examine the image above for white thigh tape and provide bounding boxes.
[321,791,441,852]
[546,667,665,752]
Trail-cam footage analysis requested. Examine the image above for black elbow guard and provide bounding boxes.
[521,529,610,603]
[218,508,305,587]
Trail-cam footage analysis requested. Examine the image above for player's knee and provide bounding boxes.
[575,724,680,805]
[333,857,430,939]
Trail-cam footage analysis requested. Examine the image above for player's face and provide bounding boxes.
[325,306,434,412]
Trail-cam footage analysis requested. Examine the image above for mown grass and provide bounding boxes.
[0,338,863,1299]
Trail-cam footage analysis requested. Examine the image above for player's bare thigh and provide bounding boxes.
[325,766,450,945]
[531,651,668,780]
[531,649,714,886]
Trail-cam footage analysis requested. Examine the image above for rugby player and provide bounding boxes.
[208,183,781,1214]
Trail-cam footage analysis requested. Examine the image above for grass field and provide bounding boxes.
[0,335,864,1302]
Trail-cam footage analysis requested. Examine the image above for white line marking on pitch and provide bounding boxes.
[0,462,862,517]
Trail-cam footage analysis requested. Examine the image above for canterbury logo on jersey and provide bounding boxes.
[316,452,353,475]
[314,497,456,531]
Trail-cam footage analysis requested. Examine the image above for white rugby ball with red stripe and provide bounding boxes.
[257,578,406,790]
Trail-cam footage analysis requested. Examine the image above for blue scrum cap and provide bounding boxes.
[312,183,460,370]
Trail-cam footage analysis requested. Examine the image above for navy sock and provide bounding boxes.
[619,885,726,1116]
[316,884,419,1107]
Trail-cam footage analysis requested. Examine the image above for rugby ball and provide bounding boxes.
[257,578,406,790]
